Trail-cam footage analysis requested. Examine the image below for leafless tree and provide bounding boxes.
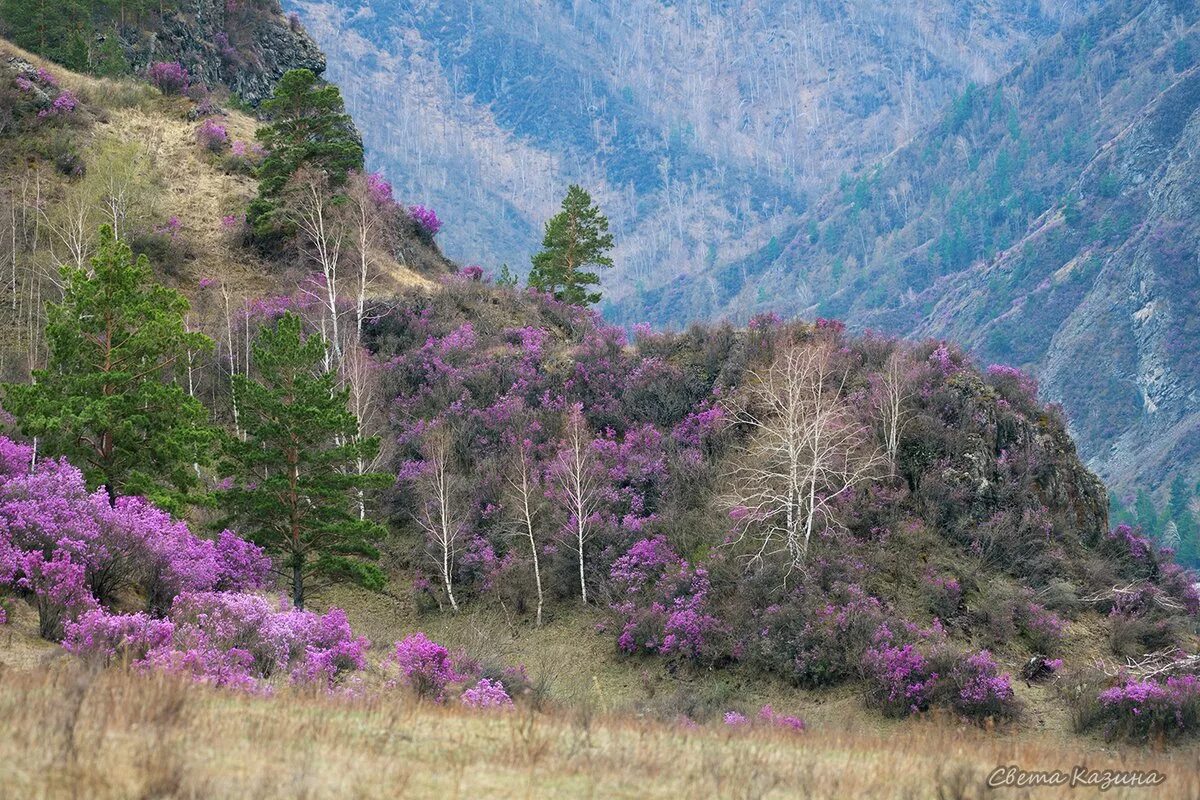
[550,404,602,605]
[506,441,546,626]
[413,427,465,612]
[725,343,885,573]
[874,349,913,473]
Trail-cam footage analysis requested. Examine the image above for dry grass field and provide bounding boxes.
[0,662,1196,800]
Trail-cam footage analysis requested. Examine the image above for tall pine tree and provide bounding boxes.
[3,226,213,509]
[247,68,364,240]
[218,313,387,609]
[528,184,614,306]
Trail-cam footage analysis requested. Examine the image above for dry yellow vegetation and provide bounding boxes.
[0,661,1196,800]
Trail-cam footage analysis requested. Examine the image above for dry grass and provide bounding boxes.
[0,662,1196,800]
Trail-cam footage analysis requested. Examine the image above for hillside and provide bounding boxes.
[287,0,1096,289]
[3,5,1200,797]
[610,0,1200,503]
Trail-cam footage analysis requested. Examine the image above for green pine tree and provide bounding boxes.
[2,225,214,509]
[218,313,388,609]
[247,68,364,241]
[528,184,614,306]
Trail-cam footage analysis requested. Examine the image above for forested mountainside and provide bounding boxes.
[609,0,1200,503]
[287,0,1095,291]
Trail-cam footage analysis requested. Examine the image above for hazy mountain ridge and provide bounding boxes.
[615,0,1200,495]
[288,0,1095,289]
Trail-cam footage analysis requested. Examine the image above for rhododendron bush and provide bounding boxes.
[0,437,269,639]
[65,594,368,690]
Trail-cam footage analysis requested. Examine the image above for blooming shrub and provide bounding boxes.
[66,593,368,690]
[148,62,189,95]
[0,436,268,637]
[610,537,722,662]
[1093,675,1200,741]
[1018,601,1065,654]
[197,119,229,153]
[393,632,461,701]
[949,650,1015,720]
[460,678,513,709]
[757,704,805,732]
[409,205,442,236]
[37,90,78,119]
[723,711,748,727]
[863,641,938,716]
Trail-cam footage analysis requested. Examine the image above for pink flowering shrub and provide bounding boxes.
[408,205,442,236]
[67,593,368,690]
[949,649,1015,719]
[148,62,190,95]
[393,632,462,701]
[757,704,806,732]
[722,710,748,727]
[610,537,722,663]
[196,119,229,153]
[36,90,78,119]
[1092,675,1200,741]
[460,678,513,709]
[0,436,268,637]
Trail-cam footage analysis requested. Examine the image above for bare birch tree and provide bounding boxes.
[549,404,602,604]
[874,349,912,473]
[413,427,465,612]
[506,440,546,625]
[725,343,885,573]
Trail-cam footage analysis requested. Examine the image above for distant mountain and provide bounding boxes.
[614,0,1200,496]
[287,0,1094,286]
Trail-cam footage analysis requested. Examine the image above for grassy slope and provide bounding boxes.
[0,36,435,306]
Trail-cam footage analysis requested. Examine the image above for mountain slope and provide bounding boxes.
[613,0,1200,497]
[287,0,1095,289]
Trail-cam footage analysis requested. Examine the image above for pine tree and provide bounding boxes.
[528,184,614,306]
[247,69,364,240]
[218,313,388,609]
[2,225,213,510]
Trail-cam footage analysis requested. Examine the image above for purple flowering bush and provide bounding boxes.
[460,678,513,709]
[196,119,229,153]
[393,632,462,701]
[0,437,268,637]
[1091,675,1200,741]
[148,62,190,95]
[610,537,722,663]
[65,593,368,690]
[408,205,442,237]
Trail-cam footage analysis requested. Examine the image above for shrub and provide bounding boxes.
[148,62,189,95]
[409,205,442,237]
[1093,675,1200,741]
[393,632,461,701]
[947,649,1016,720]
[64,593,368,690]
[863,641,938,716]
[196,118,229,153]
[610,537,723,663]
[460,678,513,709]
[757,704,806,732]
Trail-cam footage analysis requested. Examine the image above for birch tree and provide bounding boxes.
[506,438,546,625]
[725,343,884,572]
[413,426,466,612]
[548,404,603,604]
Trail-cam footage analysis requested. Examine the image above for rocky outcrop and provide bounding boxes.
[117,0,325,106]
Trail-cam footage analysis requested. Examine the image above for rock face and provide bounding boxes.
[120,0,325,106]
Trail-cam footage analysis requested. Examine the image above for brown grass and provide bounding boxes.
[0,662,1196,800]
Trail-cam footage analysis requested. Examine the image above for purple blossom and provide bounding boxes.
[409,205,443,236]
